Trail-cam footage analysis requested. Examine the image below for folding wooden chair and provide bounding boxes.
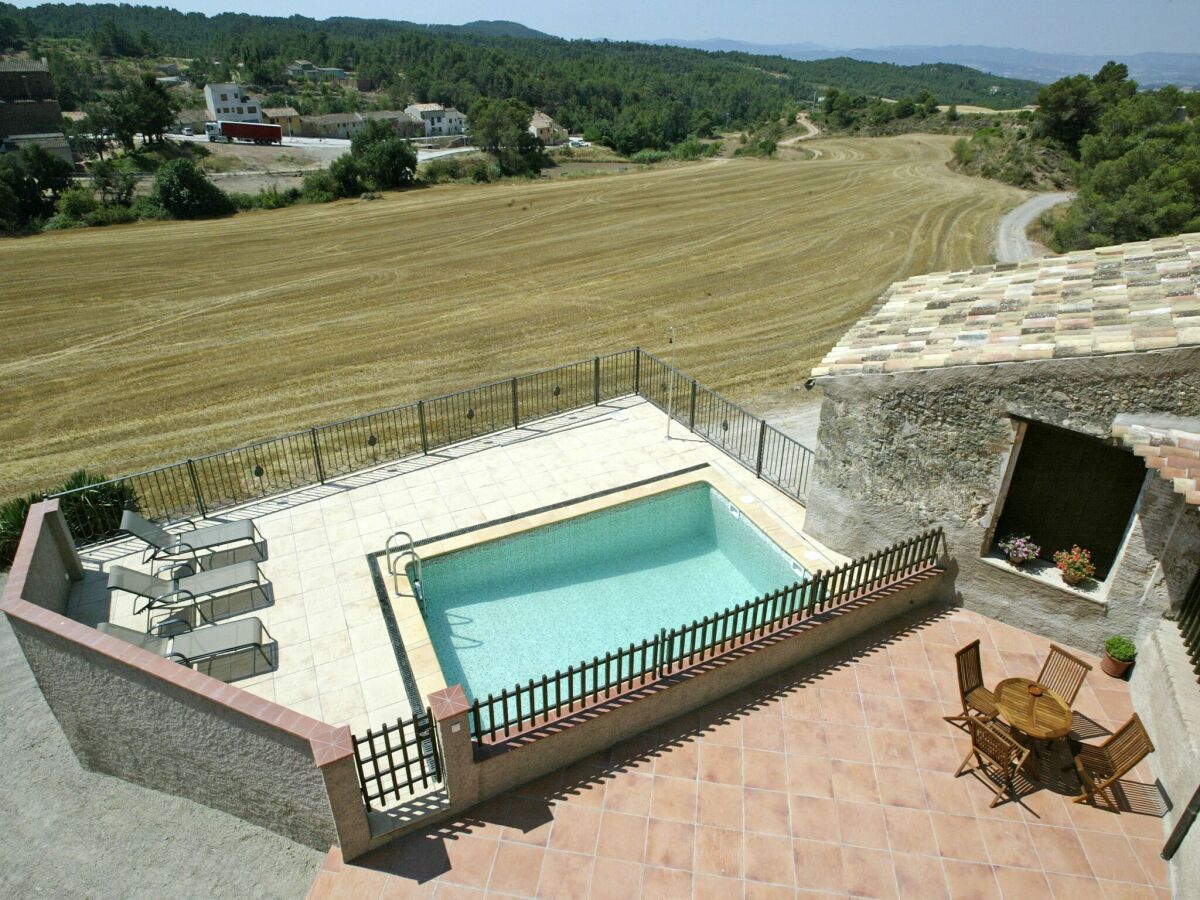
[944,639,999,724]
[1037,644,1093,706]
[955,714,1031,808]
[1072,713,1155,811]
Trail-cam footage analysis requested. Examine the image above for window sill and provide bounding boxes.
[979,554,1108,606]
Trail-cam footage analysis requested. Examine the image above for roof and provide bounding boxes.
[303,113,362,126]
[407,103,444,112]
[811,232,1200,379]
[363,109,420,121]
[0,59,49,72]
[530,111,556,126]
[263,106,300,118]
[443,107,464,117]
[4,132,70,149]
[290,60,314,67]
[1113,414,1200,505]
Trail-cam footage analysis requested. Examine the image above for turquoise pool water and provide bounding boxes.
[416,482,807,701]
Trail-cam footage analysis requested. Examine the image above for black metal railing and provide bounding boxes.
[470,528,945,742]
[637,350,816,504]
[47,347,816,546]
[352,707,442,807]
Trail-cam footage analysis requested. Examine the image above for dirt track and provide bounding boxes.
[0,134,1025,496]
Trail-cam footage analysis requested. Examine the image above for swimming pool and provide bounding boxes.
[416,482,808,702]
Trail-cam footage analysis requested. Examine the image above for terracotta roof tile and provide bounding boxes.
[812,232,1200,378]
[1114,415,1200,505]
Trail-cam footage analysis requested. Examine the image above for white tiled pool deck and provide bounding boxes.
[68,397,839,739]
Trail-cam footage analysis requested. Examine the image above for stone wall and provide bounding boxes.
[804,347,1200,652]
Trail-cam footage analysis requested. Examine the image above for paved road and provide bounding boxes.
[995,191,1074,263]
[0,577,323,899]
[170,132,477,164]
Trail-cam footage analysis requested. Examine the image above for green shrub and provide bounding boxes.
[56,185,99,220]
[0,469,138,569]
[152,158,234,219]
[82,204,138,227]
[129,196,169,220]
[1104,635,1137,662]
[301,169,338,203]
[631,149,670,164]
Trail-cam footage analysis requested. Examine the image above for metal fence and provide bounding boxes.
[470,528,945,742]
[48,346,815,546]
[636,350,816,504]
[352,707,442,807]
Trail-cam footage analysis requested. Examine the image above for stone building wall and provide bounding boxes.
[803,346,1200,652]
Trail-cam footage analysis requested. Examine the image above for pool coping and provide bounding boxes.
[372,465,834,715]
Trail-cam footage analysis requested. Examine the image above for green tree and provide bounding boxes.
[152,158,234,218]
[328,154,362,197]
[89,158,136,206]
[470,97,547,175]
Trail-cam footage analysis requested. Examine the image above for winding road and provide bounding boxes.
[995,191,1074,263]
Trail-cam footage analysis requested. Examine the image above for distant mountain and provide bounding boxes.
[656,39,1200,88]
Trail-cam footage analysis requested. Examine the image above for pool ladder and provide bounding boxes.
[385,530,425,612]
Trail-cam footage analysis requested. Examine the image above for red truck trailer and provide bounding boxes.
[205,121,283,145]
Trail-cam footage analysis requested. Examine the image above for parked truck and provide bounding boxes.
[205,121,283,145]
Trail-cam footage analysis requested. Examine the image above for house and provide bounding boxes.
[0,59,70,163]
[173,108,208,134]
[262,106,302,136]
[300,112,366,139]
[403,103,467,137]
[528,110,566,145]
[1,131,73,165]
[156,63,180,77]
[202,83,262,124]
[0,58,66,142]
[803,232,1200,858]
[361,109,425,139]
[287,60,348,82]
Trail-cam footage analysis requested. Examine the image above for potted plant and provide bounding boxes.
[1053,545,1096,586]
[998,533,1040,567]
[1102,635,1137,678]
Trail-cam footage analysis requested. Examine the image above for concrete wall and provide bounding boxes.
[1128,620,1200,900]
[2,501,372,858]
[804,347,1200,653]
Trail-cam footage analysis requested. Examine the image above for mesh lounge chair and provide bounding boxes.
[98,617,275,671]
[119,510,261,565]
[955,714,1031,808]
[107,560,263,624]
[1072,713,1155,810]
[1037,644,1093,707]
[944,639,999,725]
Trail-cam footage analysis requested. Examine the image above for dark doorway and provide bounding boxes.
[994,420,1146,579]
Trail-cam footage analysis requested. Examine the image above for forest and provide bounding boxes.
[0,2,1041,155]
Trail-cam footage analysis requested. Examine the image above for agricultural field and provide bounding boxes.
[0,134,1026,498]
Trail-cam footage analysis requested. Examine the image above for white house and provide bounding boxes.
[529,110,567,145]
[403,103,467,137]
[203,83,263,124]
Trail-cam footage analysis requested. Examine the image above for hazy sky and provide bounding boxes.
[11,0,1200,54]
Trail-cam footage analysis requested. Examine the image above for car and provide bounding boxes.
[182,127,194,136]
[569,138,591,148]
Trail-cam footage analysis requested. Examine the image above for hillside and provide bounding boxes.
[0,3,1042,137]
[0,136,1024,497]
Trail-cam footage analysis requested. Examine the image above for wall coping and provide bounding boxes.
[1,499,353,768]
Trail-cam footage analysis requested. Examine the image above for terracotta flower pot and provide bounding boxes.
[1101,651,1133,678]
[1062,571,1085,586]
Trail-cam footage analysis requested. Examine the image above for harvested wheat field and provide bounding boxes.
[0,134,1026,497]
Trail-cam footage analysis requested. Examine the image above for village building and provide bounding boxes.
[262,106,302,136]
[0,58,70,163]
[203,82,262,123]
[528,110,567,145]
[403,102,466,136]
[299,112,365,139]
[361,108,425,139]
[287,60,348,82]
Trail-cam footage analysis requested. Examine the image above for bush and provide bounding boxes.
[57,185,99,220]
[1104,635,1137,662]
[0,469,137,569]
[329,155,362,198]
[129,195,169,220]
[82,204,138,227]
[301,169,338,203]
[152,158,234,219]
[357,137,417,190]
[631,149,670,164]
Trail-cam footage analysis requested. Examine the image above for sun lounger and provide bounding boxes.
[119,510,261,565]
[107,560,263,623]
[98,617,275,671]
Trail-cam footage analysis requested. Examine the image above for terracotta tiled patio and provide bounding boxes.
[307,605,1171,899]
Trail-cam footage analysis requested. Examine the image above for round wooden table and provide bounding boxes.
[994,677,1072,741]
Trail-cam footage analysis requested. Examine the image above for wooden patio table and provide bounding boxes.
[994,677,1073,742]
